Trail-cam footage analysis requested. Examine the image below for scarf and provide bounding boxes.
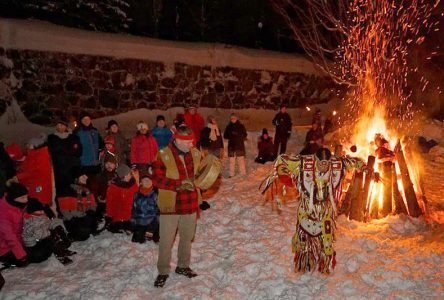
[208,123,220,142]
[54,131,71,139]
[139,186,153,196]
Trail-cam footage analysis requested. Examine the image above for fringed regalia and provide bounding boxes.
[261,152,364,274]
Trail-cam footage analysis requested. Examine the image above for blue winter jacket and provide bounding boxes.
[131,190,159,227]
[151,127,173,149]
[74,125,101,166]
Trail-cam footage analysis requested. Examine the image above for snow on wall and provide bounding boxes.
[0,18,324,75]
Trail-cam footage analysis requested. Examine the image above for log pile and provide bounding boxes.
[341,140,423,221]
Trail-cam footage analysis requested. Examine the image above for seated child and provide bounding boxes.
[131,175,159,243]
[255,128,275,164]
[0,183,75,267]
[89,154,117,222]
[58,171,98,241]
[106,164,138,233]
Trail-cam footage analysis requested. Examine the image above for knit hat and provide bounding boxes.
[5,143,24,161]
[262,128,269,135]
[116,164,131,178]
[103,152,117,164]
[56,116,69,127]
[156,115,165,122]
[107,119,118,129]
[137,121,149,131]
[78,111,92,122]
[104,135,115,145]
[6,182,28,201]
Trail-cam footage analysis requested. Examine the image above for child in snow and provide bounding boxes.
[57,170,98,241]
[0,183,75,267]
[130,121,158,177]
[152,115,173,150]
[131,175,159,243]
[89,154,118,222]
[99,135,117,167]
[255,128,275,164]
[106,164,138,233]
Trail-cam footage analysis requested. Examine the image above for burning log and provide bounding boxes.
[394,141,422,217]
[347,171,364,221]
[361,156,376,220]
[392,164,408,215]
[380,161,393,217]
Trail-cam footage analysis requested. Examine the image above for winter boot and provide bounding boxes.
[131,228,146,244]
[175,267,197,278]
[51,225,72,249]
[55,255,73,266]
[154,274,169,288]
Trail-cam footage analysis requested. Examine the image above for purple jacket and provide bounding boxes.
[0,197,26,259]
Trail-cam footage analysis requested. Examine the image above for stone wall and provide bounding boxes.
[3,49,339,125]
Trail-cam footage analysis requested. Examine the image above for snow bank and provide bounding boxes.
[0,18,324,75]
[1,123,443,299]
[420,119,444,143]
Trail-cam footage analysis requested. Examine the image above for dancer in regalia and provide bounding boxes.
[261,147,365,273]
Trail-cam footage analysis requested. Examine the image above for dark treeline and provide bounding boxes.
[0,0,302,53]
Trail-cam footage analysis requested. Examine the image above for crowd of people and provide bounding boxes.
[0,104,334,289]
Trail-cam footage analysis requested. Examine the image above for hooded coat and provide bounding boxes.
[223,120,247,156]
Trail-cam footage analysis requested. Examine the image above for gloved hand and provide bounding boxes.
[179,179,195,191]
[199,201,211,211]
[15,256,30,268]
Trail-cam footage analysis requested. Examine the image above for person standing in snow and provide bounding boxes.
[272,104,293,156]
[105,120,129,165]
[130,121,158,177]
[200,115,224,158]
[184,106,205,146]
[47,117,82,197]
[152,125,202,288]
[223,113,247,178]
[131,175,159,244]
[74,111,103,176]
[152,115,173,150]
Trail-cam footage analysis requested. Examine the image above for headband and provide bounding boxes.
[173,133,195,141]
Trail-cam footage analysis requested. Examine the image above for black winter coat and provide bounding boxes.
[272,112,292,138]
[47,133,82,196]
[200,126,224,151]
[223,121,247,154]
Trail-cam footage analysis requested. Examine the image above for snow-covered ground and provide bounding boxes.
[1,124,444,300]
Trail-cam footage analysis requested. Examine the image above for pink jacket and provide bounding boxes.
[130,133,158,165]
[0,197,27,259]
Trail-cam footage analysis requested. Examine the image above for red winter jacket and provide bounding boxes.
[17,147,54,206]
[106,178,138,222]
[184,112,205,142]
[130,133,158,165]
[0,197,26,259]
